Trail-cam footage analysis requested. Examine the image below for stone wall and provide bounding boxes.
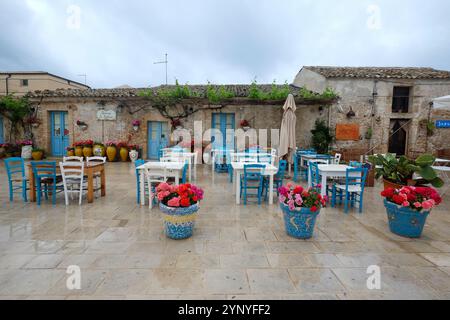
[293,69,450,155]
[29,97,325,158]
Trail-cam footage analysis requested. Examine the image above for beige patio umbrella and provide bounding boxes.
[279,94,297,164]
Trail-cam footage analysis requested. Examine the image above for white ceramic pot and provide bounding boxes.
[133,125,139,132]
[21,145,32,159]
[93,146,103,156]
[129,150,139,162]
[243,126,250,132]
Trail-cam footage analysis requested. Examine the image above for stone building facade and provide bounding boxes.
[293,66,450,156]
[23,85,329,159]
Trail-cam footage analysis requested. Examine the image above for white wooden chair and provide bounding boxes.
[334,153,342,164]
[63,156,83,162]
[59,162,86,205]
[143,167,167,209]
[86,156,106,195]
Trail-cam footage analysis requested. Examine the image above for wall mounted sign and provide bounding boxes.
[96,110,116,121]
[436,120,450,128]
[335,123,360,141]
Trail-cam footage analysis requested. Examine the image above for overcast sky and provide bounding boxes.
[1,0,450,88]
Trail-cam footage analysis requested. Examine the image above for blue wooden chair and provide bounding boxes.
[31,161,63,205]
[331,167,368,214]
[134,159,145,204]
[263,160,287,199]
[349,161,362,168]
[240,164,265,205]
[4,157,28,202]
[309,161,321,191]
[181,161,188,184]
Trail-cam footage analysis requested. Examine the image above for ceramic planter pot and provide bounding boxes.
[384,199,430,238]
[106,146,117,162]
[93,145,105,157]
[31,151,43,160]
[129,149,139,162]
[119,147,129,162]
[83,146,93,158]
[280,203,320,239]
[21,145,32,160]
[159,203,199,239]
[66,150,75,157]
[74,146,83,157]
[133,125,139,132]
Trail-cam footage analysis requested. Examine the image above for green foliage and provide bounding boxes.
[299,86,338,100]
[310,119,333,154]
[0,94,31,123]
[206,83,235,104]
[368,153,444,187]
[267,80,290,100]
[248,79,268,100]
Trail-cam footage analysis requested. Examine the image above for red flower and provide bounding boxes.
[406,193,416,202]
[192,196,198,202]
[310,206,318,212]
[293,186,304,194]
[381,188,395,198]
[180,197,191,207]
[392,194,404,205]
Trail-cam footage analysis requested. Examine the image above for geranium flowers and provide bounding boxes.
[156,183,204,208]
[381,186,442,212]
[278,183,327,212]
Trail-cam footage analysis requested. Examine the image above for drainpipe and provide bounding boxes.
[5,74,11,95]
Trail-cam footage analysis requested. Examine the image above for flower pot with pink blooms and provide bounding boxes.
[278,184,327,239]
[381,186,442,238]
[156,182,204,239]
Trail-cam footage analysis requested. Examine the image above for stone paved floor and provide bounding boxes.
[0,161,450,300]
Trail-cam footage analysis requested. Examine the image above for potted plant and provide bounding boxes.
[31,148,44,160]
[131,119,141,132]
[76,120,88,131]
[369,153,443,189]
[82,139,94,158]
[66,146,75,157]
[240,119,250,131]
[117,141,129,162]
[73,141,84,157]
[310,119,333,154]
[93,142,105,157]
[17,139,33,159]
[25,116,41,128]
[105,141,117,162]
[156,182,204,239]
[171,118,182,130]
[278,184,327,239]
[128,144,139,162]
[381,186,442,238]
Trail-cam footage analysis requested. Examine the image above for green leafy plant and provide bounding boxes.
[310,119,333,154]
[267,80,290,100]
[206,83,235,104]
[426,121,435,136]
[0,94,33,140]
[368,153,444,187]
[365,127,373,139]
[248,79,268,100]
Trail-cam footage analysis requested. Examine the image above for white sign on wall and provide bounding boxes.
[97,110,116,121]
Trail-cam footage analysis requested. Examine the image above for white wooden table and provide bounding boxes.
[312,164,360,197]
[434,158,450,166]
[160,151,198,181]
[136,162,184,206]
[231,162,278,205]
[300,154,332,167]
[432,166,450,196]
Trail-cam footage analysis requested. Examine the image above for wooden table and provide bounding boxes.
[136,161,185,206]
[27,162,105,203]
[231,162,278,205]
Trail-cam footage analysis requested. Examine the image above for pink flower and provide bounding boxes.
[402,201,409,207]
[167,197,181,207]
[157,191,170,201]
[279,195,286,203]
[294,194,303,206]
[413,202,422,208]
[156,182,170,192]
[421,200,433,210]
[287,199,295,211]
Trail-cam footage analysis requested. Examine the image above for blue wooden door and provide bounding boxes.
[147,121,168,159]
[212,113,235,149]
[50,111,69,156]
[0,116,4,144]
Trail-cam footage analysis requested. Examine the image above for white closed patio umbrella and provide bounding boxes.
[279,94,297,169]
[433,95,450,110]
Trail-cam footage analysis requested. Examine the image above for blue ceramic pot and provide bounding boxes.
[160,202,199,240]
[280,203,320,239]
[384,199,430,238]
